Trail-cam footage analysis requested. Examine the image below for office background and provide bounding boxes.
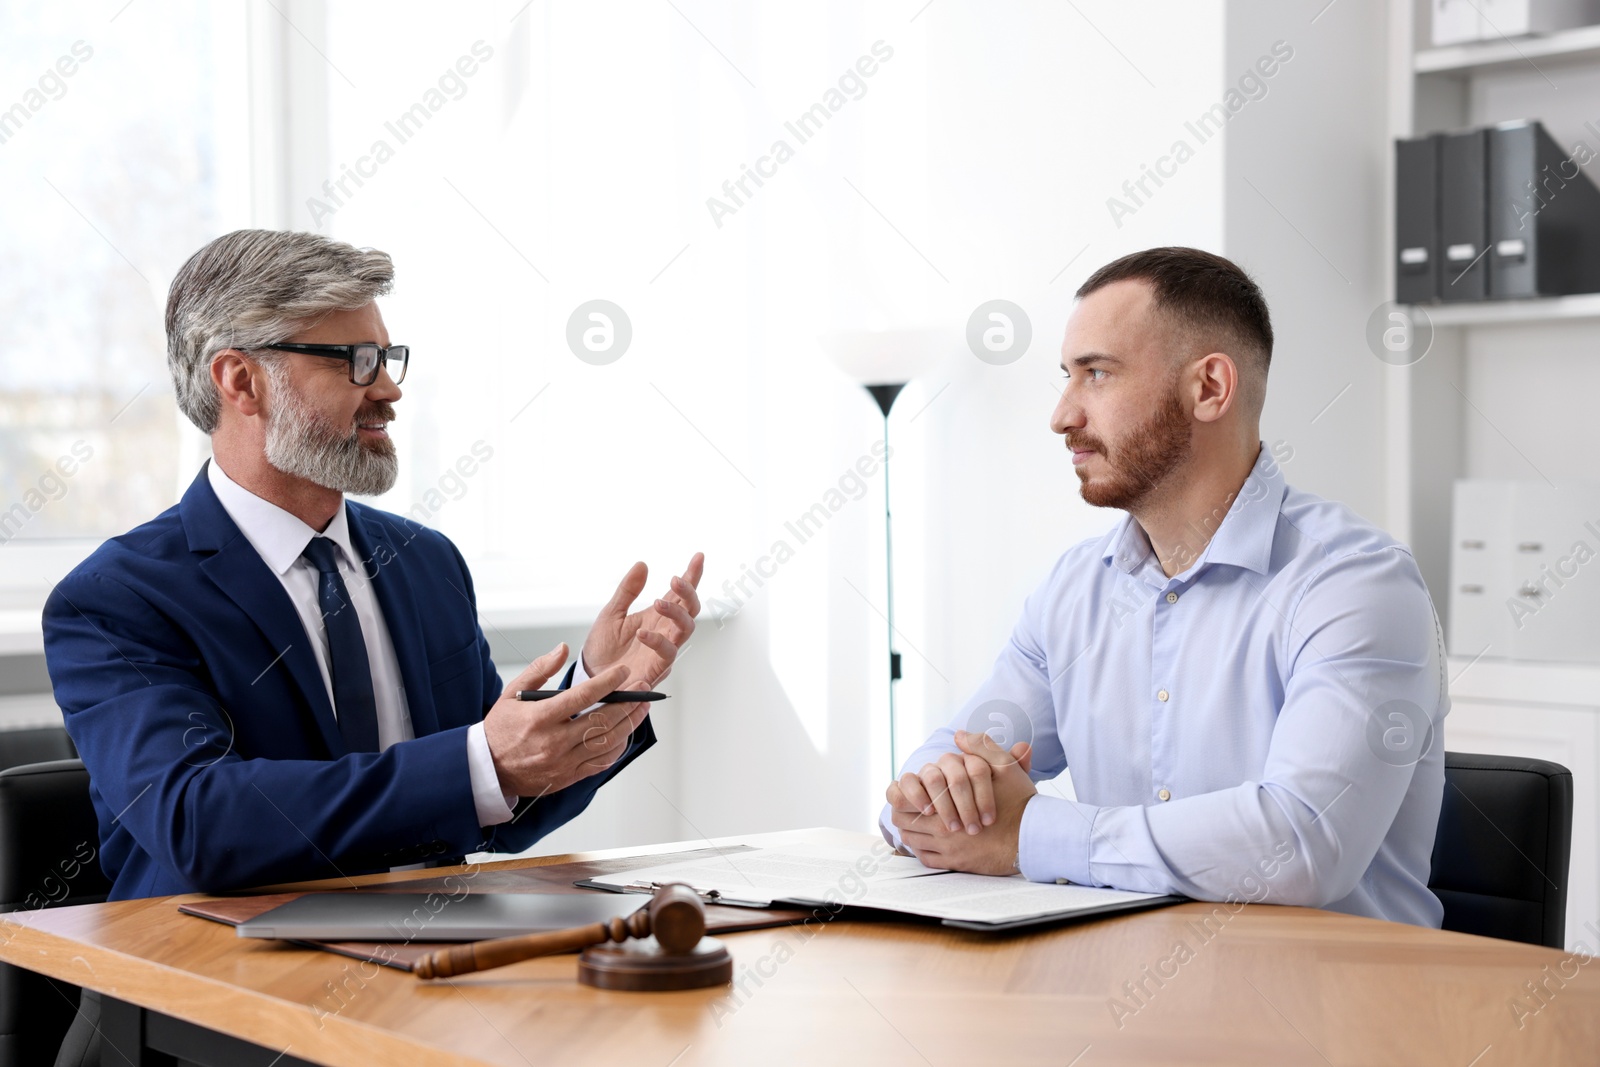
[3,0,1595,941]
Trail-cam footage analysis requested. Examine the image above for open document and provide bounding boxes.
[586,843,1180,931]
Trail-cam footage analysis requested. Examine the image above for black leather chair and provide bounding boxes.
[0,758,112,1067]
[1429,751,1573,949]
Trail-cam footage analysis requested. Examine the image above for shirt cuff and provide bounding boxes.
[1018,793,1098,885]
[467,720,516,827]
[877,804,905,852]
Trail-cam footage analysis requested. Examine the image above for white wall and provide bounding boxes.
[1223,0,1393,528]
[654,1,1230,846]
[632,0,1403,849]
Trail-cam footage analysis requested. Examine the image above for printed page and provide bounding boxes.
[589,842,940,905]
[852,872,1163,923]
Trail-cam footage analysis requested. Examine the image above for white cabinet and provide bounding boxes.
[1449,481,1600,665]
[1430,0,1484,44]
[1447,659,1600,952]
[1431,0,1600,44]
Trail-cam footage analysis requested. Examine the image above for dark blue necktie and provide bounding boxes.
[301,536,380,753]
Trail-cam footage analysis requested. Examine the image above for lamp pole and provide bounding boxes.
[864,382,905,783]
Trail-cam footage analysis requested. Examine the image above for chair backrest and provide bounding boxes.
[0,758,112,1067]
[0,728,75,772]
[1428,751,1573,949]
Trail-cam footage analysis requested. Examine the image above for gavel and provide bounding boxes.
[414,883,720,985]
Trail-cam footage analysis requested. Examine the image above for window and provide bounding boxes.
[0,2,249,590]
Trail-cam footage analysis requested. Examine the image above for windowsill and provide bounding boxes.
[0,694,65,729]
[0,611,45,656]
[0,604,613,658]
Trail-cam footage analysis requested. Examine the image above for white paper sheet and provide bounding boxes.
[589,843,938,904]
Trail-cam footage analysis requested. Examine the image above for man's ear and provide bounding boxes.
[211,349,267,419]
[1189,351,1237,424]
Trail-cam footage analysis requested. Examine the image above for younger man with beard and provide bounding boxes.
[881,247,1448,927]
[43,230,702,901]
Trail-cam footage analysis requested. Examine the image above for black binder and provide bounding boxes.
[1395,134,1441,303]
[1487,119,1600,299]
[1439,128,1489,302]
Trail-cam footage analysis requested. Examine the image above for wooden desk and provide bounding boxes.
[1,828,1596,1066]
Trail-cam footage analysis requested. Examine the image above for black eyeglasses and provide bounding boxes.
[263,342,409,386]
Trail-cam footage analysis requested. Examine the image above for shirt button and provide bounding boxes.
[1166,592,1178,603]
[1157,789,1172,801]
[1157,689,1170,702]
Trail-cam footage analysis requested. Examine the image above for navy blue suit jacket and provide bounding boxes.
[42,465,653,900]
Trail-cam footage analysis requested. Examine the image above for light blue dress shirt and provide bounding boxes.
[884,445,1448,927]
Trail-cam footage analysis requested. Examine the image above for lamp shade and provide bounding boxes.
[816,328,951,386]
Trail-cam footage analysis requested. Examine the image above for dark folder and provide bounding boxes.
[1488,119,1600,299]
[1395,134,1442,304]
[1439,128,1489,302]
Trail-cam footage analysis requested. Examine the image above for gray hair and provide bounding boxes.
[165,230,395,432]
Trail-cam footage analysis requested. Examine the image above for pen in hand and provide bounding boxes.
[515,690,669,703]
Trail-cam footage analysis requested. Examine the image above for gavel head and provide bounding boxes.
[648,883,706,955]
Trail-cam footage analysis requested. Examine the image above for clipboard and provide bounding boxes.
[576,864,1187,934]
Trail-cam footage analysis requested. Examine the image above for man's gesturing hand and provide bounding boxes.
[482,643,647,799]
[581,553,704,687]
[887,731,1038,876]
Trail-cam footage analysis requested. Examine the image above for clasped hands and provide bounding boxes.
[886,731,1038,876]
[484,554,703,798]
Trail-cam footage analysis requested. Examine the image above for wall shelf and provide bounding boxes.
[1413,292,1600,326]
[1416,22,1600,75]
[1449,655,1600,707]
[1397,5,1600,952]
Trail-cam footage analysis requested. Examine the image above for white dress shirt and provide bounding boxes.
[207,462,516,829]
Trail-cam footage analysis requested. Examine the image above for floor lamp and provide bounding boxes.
[819,329,942,781]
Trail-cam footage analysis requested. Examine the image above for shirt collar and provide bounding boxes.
[207,460,354,576]
[1100,443,1287,579]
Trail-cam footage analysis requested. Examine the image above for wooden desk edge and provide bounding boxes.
[0,828,863,1067]
[0,917,489,1067]
[0,827,1578,1067]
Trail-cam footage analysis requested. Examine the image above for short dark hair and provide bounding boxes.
[1075,247,1273,380]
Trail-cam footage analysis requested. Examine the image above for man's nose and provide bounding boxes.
[368,364,402,404]
[1050,384,1082,436]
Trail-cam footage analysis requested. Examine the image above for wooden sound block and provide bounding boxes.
[578,936,732,992]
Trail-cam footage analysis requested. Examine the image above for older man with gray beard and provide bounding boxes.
[46,229,706,1064]
[44,229,701,905]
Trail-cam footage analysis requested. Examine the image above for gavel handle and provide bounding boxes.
[414,922,611,979]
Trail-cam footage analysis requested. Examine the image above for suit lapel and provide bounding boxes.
[182,465,346,758]
[349,508,441,738]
